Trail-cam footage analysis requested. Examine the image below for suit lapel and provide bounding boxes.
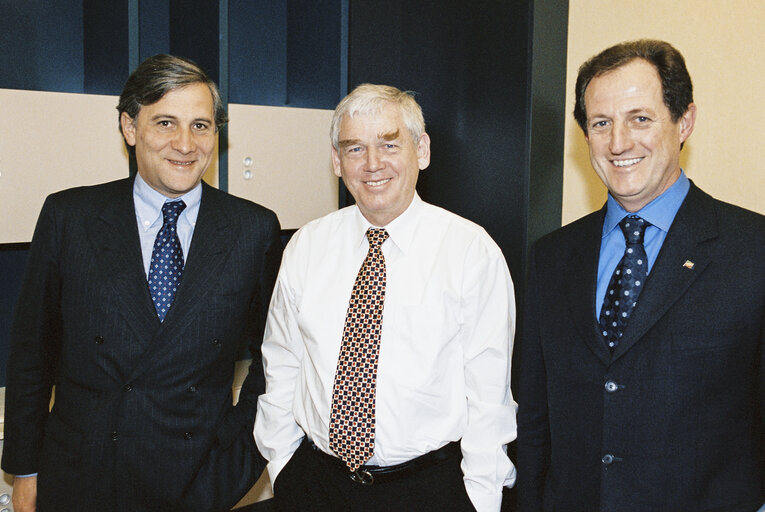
[90,178,160,344]
[611,184,718,360]
[561,208,614,365]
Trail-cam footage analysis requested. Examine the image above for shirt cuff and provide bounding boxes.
[266,456,292,490]
[464,480,502,512]
[14,474,37,478]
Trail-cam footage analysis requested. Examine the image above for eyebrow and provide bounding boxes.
[379,129,399,141]
[149,114,213,124]
[338,138,361,148]
[589,107,654,120]
[337,129,401,148]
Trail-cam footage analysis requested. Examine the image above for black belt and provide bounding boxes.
[306,438,462,485]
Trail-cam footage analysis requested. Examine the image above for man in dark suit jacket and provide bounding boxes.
[2,55,281,511]
[517,39,765,511]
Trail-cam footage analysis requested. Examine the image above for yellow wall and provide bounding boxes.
[563,0,765,224]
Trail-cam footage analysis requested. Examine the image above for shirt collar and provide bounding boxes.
[602,170,690,238]
[133,173,203,230]
[351,193,423,255]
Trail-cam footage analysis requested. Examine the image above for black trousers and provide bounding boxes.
[273,439,476,511]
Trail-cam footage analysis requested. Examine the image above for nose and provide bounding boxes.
[609,123,633,155]
[365,147,384,172]
[172,127,196,154]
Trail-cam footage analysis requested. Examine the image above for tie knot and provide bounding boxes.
[366,228,389,249]
[619,215,649,245]
[162,200,186,227]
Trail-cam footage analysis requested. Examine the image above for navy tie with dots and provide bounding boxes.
[328,227,389,472]
[599,215,650,351]
[148,200,186,322]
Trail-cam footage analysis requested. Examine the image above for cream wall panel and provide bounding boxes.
[0,89,128,243]
[227,104,337,230]
[0,88,223,243]
[563,0,765,224]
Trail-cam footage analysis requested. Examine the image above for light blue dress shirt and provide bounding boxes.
[595,171,690,318]
[133,173,202,276]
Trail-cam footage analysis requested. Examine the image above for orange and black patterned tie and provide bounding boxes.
[328,227,389,471]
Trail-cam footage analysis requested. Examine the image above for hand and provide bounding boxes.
[12,475,37,512]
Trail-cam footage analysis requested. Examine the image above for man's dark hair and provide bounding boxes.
[117,54,228,152]
[574,39,693,134]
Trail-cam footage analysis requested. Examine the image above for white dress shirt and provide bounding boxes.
[255,194,517,511]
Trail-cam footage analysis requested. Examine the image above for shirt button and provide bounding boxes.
[94,335,105,345]
[604,381,619,392]
[184,432,193,440]
[602,454,614,465]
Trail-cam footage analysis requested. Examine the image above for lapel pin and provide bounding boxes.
[682,260,695,270]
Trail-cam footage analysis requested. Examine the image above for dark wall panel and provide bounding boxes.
[169,0,220,84]
[139,0,170,60]
[229,0,344,108]
[285,0,344,108]
[348,1,532,287]
[229,0,288,105]
[0,0,131,95]
[0,0,84,93]
[83,0,130,94]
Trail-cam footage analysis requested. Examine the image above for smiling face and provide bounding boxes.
[332,103,431,226]
[120,82,216,198]
[584,59,696,212]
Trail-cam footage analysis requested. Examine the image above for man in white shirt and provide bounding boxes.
[255,84,517,511]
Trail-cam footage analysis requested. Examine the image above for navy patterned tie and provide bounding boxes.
[148,200,186,322]
[599,215,649,350]
[328,228,389,472]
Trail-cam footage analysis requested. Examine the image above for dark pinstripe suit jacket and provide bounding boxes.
[2,177,281,511]
[517,183,765,512]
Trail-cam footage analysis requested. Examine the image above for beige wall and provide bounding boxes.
[0,89,335,243]
[563,0,765,224]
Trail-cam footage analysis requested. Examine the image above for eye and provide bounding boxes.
[384,143,397,149]
[635,116,649,123]
[193,122,209,131]
[158,120,172,128]
[347,146,362,153]
[590,120,609,130]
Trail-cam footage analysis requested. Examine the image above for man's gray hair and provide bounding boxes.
[330,84,425,149]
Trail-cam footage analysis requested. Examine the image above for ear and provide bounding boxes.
[678,103,696,145]
[120,112,137,146]
[331,144,343,178]
[416,132,431,170]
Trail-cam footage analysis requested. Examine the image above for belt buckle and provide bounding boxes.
[350,469,374,485]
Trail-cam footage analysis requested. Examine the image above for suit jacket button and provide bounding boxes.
[604,381,619,392]
[187,386,197,393]
[184,432,193,440]
[111,431,118,441]
[123,384,133,392]
[212,339,222,347]
[95,335,105,345]
[602,454,614,464]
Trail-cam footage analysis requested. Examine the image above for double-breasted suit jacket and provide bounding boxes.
[2,177,282,511]
[517,183,765,511]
